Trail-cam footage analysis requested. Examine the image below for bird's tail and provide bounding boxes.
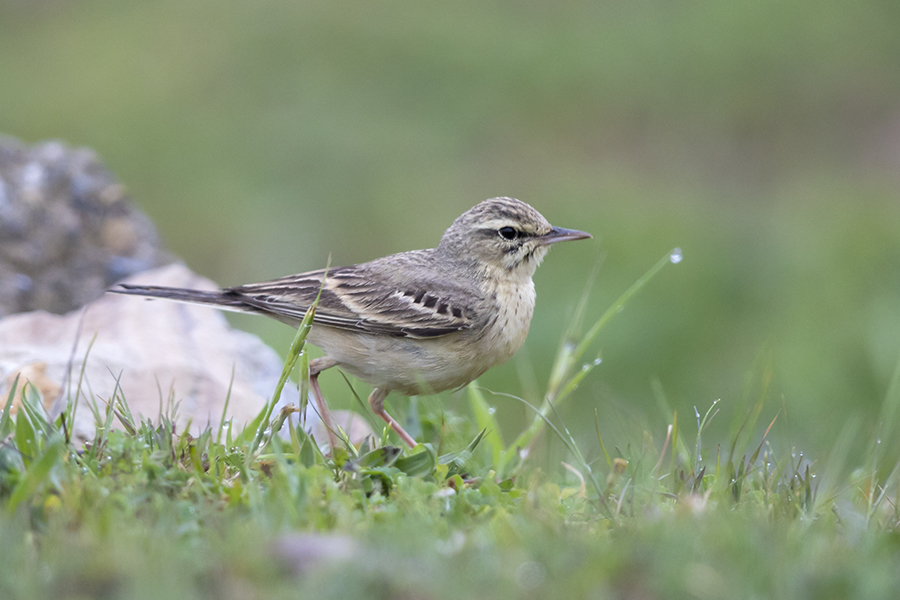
[110,284,257,315]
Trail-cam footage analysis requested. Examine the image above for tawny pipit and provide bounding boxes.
[113,197,591,448]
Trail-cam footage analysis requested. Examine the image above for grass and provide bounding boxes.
[3,0,900,466]
[2,252,900,599]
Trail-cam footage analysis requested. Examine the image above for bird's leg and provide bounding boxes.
[309,357,340,451]
[368,387,417,448]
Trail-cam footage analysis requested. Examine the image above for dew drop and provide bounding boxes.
[669,248,683,264]
[582,364,590,372]
[593,358,603,366]
[487,407,496,415]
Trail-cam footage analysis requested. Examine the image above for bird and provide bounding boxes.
[111,197,591,449]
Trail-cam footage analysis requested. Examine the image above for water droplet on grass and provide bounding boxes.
[670,248,683,264]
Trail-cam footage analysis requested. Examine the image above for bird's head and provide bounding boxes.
[438,197,591,277]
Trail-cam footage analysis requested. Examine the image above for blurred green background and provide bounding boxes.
[2,0,899,462]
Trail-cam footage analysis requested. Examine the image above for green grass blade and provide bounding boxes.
[355,446,402,469]
[6,436,65,512]
[439,429,486,473]
[236,401,269,448]
[875,348,900,466]
[572,248,681,368]
[0,374,20,439]
[298,352,309,427]
[252,303,316,452]
[253,267,327,453]
[216,365,235,447]
[468,385,504,468]
[395,444,438,477]
[64,333,98,444]
[594,409,612,469]
[337,371,381,433]
[20,383,53,438]
[508,248,680,457]
[14,400,38,467]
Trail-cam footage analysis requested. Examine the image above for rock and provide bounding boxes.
[0,264,300,442]
[0,135,170,317]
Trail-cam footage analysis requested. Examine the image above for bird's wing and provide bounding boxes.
[229,261,481,338]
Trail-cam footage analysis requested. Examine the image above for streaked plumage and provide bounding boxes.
[112,197,590,448]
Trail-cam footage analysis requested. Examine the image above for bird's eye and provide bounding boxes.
[498,226,518,240]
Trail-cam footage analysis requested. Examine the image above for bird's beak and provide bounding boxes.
[536,226,592,246]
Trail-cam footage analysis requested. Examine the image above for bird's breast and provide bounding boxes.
[480,276,536,366]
